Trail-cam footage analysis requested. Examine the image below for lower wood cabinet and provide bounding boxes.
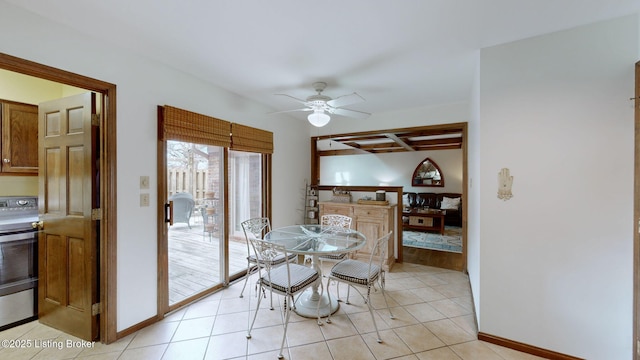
[319,202,397,270]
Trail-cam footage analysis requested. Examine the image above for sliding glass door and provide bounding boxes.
[158,105,273,314]
[166,140,225,306]
[227,150,264,277]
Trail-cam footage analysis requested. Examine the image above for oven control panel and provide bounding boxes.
[0,197,38,212]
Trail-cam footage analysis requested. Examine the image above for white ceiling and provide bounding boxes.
[8,0,640,121]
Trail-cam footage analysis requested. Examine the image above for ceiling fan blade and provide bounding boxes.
[326,92,365,108]
[275,93,308,105]
[330,107,371,119]
[267,108,313,115]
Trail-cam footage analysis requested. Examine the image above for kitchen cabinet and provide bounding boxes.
[1,100,38,174]
[319,201,396,270]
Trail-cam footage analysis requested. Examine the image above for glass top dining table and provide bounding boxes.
[264,224,366,318]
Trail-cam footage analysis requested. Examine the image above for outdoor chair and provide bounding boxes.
[325,231,395,343]
[246,238,322,359]
[168,193,195,228]
[238,218,297,309]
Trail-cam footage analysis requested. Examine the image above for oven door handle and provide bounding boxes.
[0,230,37,243]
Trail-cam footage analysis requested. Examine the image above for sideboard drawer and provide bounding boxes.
[354,207,386,218]
[319,204,352,217]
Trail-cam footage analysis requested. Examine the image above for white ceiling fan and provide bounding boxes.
[273,82,371,127]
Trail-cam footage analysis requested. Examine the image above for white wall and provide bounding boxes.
[467,53,481,327]
[0,2,310,331]
[319,149,463,193]
[479,14,637,359]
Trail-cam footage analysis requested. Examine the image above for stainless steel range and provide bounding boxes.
[0,196,39,331]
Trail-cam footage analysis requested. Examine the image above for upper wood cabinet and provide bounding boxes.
[1,100,38,175]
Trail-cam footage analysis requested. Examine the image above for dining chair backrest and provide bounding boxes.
[367,231,392,277]
[320,214,352,229]
[247,238,291,289]
[238,217,278,301]
[241,217,272,240]
[312,215,353,266]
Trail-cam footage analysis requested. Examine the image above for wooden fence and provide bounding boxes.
[168,169,209,202]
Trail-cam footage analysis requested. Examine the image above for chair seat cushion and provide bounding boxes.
[319,253,347,261]
[248,252,296,265]
[261,264,319,294]
[330,259,380,285]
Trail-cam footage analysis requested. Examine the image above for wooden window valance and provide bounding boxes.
[159,106,273,154]
[230,123,274,154]
[159,105,231,147]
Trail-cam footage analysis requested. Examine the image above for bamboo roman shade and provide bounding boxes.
[160,106,273,154]
[160,105,231,147]
[230,123,274,154]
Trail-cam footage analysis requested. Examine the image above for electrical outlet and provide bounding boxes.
[140,193,150,207]
[140,176,150,190]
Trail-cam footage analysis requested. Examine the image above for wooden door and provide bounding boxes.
[1,101,38,173]
[38,93,98,341]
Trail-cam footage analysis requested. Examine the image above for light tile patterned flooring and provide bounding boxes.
[0,262,547,360]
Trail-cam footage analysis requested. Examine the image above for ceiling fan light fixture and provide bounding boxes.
[308,111,330,127]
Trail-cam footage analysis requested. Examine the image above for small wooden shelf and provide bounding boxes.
[303,183,319,224]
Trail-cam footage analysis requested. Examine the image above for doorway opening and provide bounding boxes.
[311,122,467,271]
[0,53,117,344]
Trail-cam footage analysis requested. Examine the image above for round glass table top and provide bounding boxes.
[264,224,366,256]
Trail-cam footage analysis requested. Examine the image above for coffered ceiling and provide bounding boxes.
[316,126,463,155]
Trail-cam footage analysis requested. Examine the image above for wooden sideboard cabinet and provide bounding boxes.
[319,201,397,270]
[1,100,38,174]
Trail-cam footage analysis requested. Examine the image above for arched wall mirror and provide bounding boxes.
[411,157,444,187]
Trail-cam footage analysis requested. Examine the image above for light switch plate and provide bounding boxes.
[140,176,150,189]
[140,193,150,207]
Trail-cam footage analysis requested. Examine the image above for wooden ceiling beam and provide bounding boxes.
[385,133,416,151]
[408,137,462,147]
[313,122,467,141]
[348,142,398,150]
[412,144,462,151]
[316,123,465,153]
[318,149,371,156]
[368,148,411,154]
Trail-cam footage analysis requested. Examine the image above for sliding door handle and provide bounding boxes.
[165,201,174,225]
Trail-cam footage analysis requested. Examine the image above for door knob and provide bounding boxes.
[2,158,9,163]
[31,221,43,229]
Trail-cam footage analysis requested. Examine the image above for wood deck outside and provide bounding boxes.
[168,221,247,305]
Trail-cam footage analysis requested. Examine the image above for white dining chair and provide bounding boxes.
[246,238,322,359]
[305,214,354,300]
[239,217,297,309]
[305,214,353,266]
[325,231,395,343]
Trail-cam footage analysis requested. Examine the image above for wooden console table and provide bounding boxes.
[403,209,446,235]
